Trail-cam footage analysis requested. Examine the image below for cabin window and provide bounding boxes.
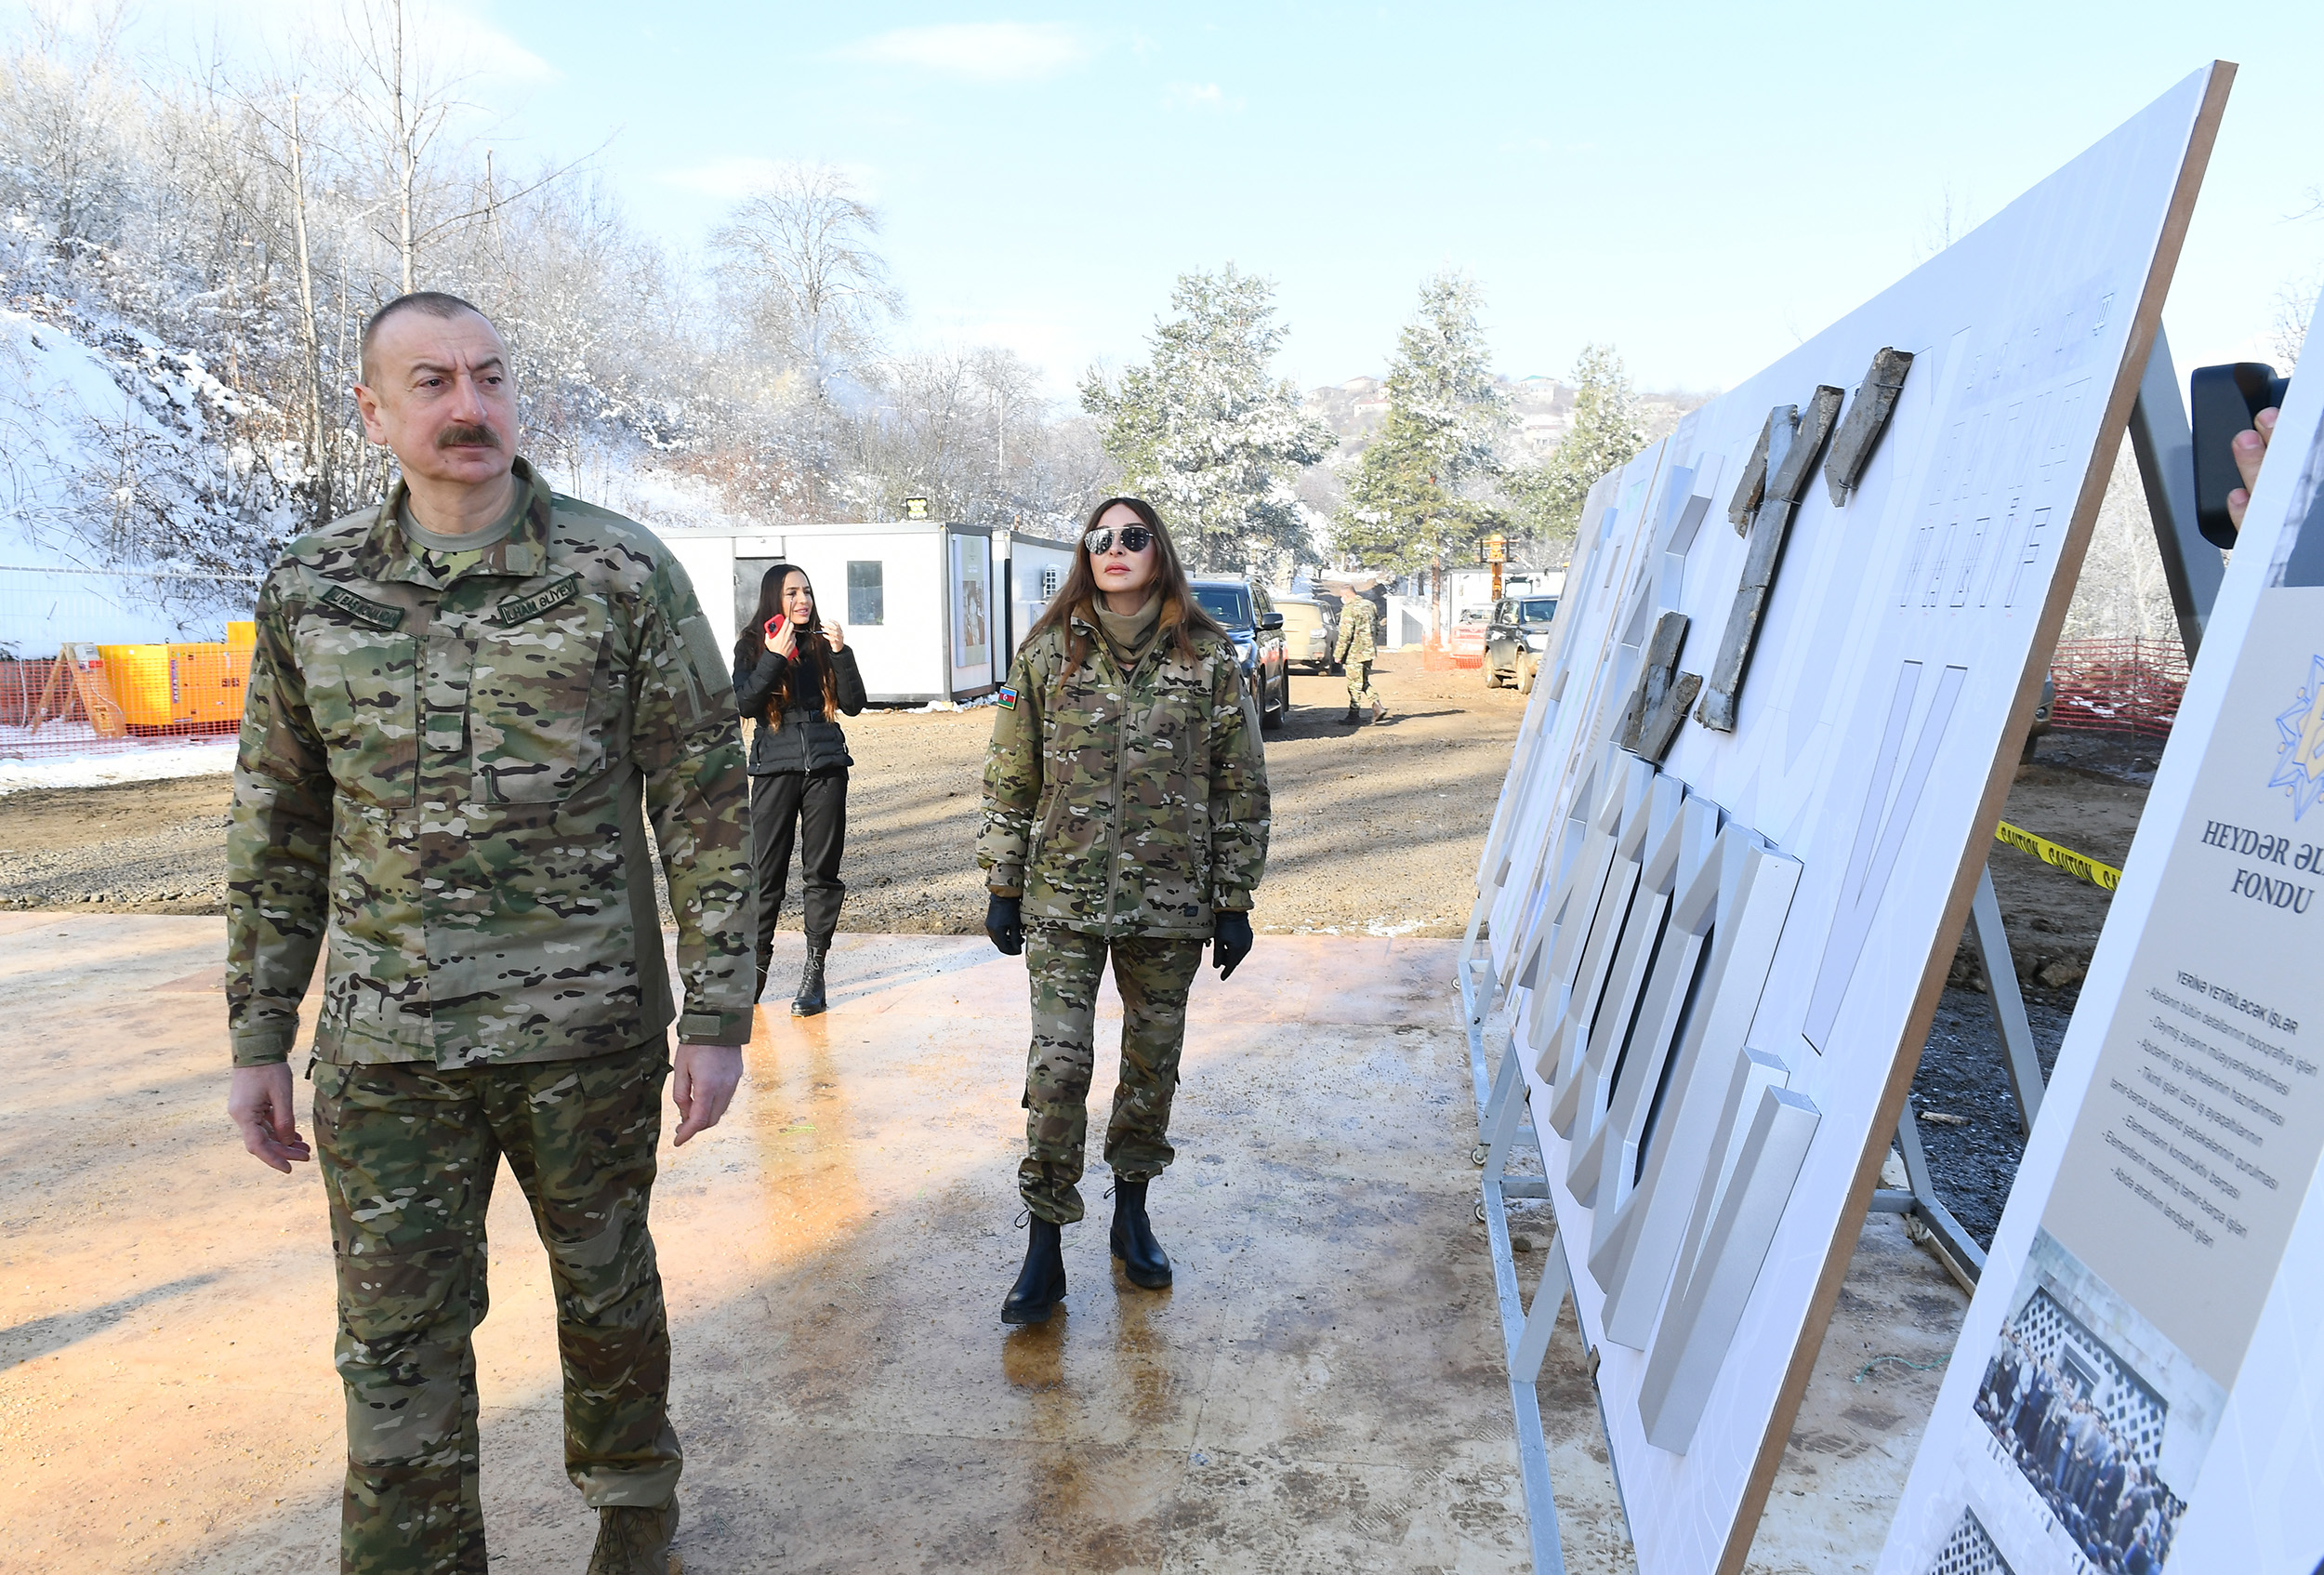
[848,561,884,626]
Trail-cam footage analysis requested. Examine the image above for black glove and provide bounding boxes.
[984,893,1024,956]
[1211,909,1252,979]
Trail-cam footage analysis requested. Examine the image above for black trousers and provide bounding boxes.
[749,768,848,1000]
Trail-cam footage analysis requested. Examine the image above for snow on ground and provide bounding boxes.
[0,734,238,794]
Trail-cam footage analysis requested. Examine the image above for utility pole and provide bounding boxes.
[287,92,329,517]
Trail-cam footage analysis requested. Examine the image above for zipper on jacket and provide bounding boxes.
[1102,641,1129,934]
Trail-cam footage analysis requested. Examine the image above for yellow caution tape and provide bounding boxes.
[1994,820,2121,892]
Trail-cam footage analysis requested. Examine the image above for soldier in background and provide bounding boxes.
[979,496,1270,1325]
[1333,583,1387,724]
[223,291,751,1575]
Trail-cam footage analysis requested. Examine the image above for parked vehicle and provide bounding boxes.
[1451,605,1493,661]
[1272,595,1340,673]
[1485,595,1561,692]
[1191,577,1291,730]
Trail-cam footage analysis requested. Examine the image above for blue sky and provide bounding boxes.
[130,2,2324,399]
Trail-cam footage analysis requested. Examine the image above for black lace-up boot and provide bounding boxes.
[1002,1216,1067,1324]
[1109,1179,1172,1290]
[791,946,827,1016]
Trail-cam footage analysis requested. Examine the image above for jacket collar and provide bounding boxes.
[364,456,554,585]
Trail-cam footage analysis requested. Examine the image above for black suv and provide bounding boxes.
[1190,577,1290,730]
[1484,595,1560,693]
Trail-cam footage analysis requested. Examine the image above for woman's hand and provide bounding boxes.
[767,615,798,658]
[823,621,846,653]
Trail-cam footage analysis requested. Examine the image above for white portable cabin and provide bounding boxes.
[652,521,1075,704]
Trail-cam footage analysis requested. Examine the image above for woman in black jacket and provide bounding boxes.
[733,562,866,1015]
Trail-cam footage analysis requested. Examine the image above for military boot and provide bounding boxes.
[1110,1179,1172,1290]
[588,1499,679,1575]
[791,946,827,1016]
[1002,1216,1067,1324]
[1341,701,1360,724]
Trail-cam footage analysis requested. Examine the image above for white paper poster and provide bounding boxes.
[951,533,990,679]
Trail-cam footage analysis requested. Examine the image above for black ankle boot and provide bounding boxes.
[1341,702,1359,724]
[1109,1179,1172,1289]
[791,947,826,1016]
[1002,1217,1067,1324]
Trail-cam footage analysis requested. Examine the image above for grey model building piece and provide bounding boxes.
[1617,611,1691,752]
[1724,409,1787,533]
[1635,1084,1821,1453]
[1695,387,1846,733]
[1667,1044,1792,1305]
[1822,347,1916,506]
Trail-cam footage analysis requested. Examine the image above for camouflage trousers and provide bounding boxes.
[1344,659,1378,707]
[314,1045,680,1574]
[1019,925,1207,1224]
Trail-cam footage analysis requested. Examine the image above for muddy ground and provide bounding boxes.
[0,661,2161,1240]
[0,653,1531,940]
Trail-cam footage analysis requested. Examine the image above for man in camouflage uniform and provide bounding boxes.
[1334,584,1385,724]
[223,292,751,1575]
[979,536,1269,1321]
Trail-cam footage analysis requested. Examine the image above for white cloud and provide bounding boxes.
[829,21,1090,83]
[1163,81,1236,112]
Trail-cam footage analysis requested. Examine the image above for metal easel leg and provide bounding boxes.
[1970,864,2046,1134]
[1511,1229,1573,1383]
[1464,933,1568,1574]
[2126,325,2223,663]
[1895,1105,1987,1287]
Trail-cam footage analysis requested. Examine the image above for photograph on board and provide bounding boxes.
[1925,1229,2225,1575]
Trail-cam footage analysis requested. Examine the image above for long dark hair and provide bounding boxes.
[732,562,838,726]
[1023,496,1227,669]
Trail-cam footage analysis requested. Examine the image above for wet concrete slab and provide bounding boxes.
[0,915,1966,1572]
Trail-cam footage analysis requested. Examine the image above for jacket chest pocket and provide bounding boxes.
[296,617,418,806]
[468,581,613,802]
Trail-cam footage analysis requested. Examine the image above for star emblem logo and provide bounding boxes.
[2270,655,2324,820]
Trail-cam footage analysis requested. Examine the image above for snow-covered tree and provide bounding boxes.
[1080,265,1335,576]
[1511,343,1645,549]
[1332,271,1511,626]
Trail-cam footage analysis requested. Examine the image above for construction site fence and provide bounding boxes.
[2046,636,2189,742]
[1,565,261,762]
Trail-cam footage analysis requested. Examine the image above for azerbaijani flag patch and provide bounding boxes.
[997,685,1018,710]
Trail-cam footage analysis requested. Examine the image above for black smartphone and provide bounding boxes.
[2189,361,2291,548]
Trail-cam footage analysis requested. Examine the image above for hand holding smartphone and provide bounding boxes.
[765,612,797,657]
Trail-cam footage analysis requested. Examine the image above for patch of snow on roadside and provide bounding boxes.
[0,738,237,794]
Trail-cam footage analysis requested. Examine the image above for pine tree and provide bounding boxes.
[1332,271,1512,628]
[1512,343,1646,550]
[1079,265,1336,576]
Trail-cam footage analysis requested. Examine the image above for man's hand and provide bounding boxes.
[229,1064,311,1173]
[1211,909,1253,980]
[672,1043,744,1145]
[2226,406,2278,532]
[823,621,846,653]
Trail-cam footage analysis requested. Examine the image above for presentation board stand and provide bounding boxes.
[1878,295,2324,1575]
[1449,65,2233,1575]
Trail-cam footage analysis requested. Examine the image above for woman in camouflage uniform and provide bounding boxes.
[979,496,1272,1324]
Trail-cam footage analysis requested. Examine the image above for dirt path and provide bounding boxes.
[0,654,1531,939]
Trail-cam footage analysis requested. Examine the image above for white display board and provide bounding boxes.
[1881,295,2324,1575]
[1469,65,2231,1575]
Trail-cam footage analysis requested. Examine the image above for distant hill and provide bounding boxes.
[1301,375,1713,465]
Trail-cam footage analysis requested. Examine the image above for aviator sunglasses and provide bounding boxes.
[1084,524,1155,555]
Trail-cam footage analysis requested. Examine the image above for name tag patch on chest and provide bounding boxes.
[321,585,405,630]
[495,576,582,627]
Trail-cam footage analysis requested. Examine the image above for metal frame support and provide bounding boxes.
[1971,865,2045,1134]
[1459,946,1571,1575]
[2127,325,2225,662]
[1893,1105,1988,1290]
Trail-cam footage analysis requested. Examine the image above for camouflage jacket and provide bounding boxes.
[225,457,754,1069]
[978,606,1269,937]
[1333,600,1378,664]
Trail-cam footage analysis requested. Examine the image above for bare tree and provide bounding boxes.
[714,165,901,398]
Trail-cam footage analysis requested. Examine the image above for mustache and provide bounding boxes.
[436,423,501,449]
